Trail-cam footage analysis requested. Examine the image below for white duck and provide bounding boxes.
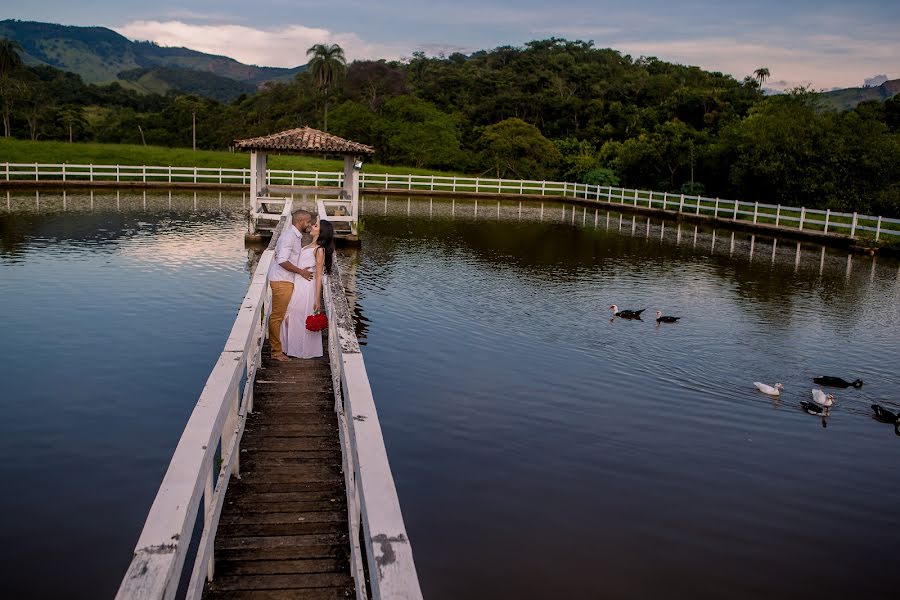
[754,382,784,396]
[811,388,835,408]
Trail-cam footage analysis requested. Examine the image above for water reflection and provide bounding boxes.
[354,193,899,599]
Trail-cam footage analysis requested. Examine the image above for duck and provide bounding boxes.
[655,311,680,323]
[811,388,835,408]
[871,404,899,423]
[800,400,827,415]
[754,382,784,396]
[609,305,645,320]
[812,376,863,388]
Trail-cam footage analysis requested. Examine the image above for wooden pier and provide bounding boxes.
[203,348,353,599]
[116,208,421,600]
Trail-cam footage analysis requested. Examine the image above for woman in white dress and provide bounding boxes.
[281,219,335,359]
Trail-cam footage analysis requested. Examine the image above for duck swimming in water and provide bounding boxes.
[811,388,835,408]
[754,382,784,396]
[871,404,900,436]
[609,305,645,320]
[655,311,680,323]
[813,376,863,388]
[800,400,827,415]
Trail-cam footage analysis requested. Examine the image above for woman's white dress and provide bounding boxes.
[281,245,323,358]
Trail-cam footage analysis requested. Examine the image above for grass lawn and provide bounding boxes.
[0,138,462,177]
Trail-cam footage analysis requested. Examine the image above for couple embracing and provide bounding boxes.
[268,209,335,362]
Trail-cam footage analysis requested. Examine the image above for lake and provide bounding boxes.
[1,189,898,598]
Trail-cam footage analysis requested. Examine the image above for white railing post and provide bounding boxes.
[679,194,684,213]
[633,189,638,207]
[696,195,701,215]
[875,216,882,241]
[62,163,66,182]
[733,200,738,221]
[194,167,198,184]
[408,174,412,190]
[5,162,8,181]
[850,212,858,238]
[168,166,172,184]
[219,168,223,184]
[799,207,806,230]
[775,204,781,227]
[824,209,830,233]
[314,172,320,187]
[714,198,719,218]
[753,202,759,224]
[116,164,120,183]
[34,162,38,181]
[475,178,480,193]
[541,180,546,196]
[90,164,93,182]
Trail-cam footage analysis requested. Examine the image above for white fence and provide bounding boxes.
[3,162,899,240]
[115,202,421,599]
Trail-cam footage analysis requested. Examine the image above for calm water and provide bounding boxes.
[354,196,900,599]
[1,190,899,598]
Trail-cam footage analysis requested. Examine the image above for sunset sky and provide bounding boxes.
[6,0,900,90]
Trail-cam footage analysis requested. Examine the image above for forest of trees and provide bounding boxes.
[2,38,899,216]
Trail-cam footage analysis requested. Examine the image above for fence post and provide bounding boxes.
[408,175,412,191]
[453,177,457,193]
[475,178,480,193]
[219,168,223,184]
[732,199,738,221]
[431,175,435,191]
[168,166,172,184]
[714,198,719,218]
[799,207,805,230]
[633,189,638,207]
[541,180,546,196]
[194,167,198,184]
[696,195,701,215]
[314,172,320,187]
[116,164,120,183]
[90,164,93,182]
[875,216,882,242]
[62,163,66,182]
[679,194,684,213]
[824,209,830,233]
[35,162,38,181]
[4,162,8,181]
[850,212,858,238]
[775,205,781,227]
[753,202,758,224]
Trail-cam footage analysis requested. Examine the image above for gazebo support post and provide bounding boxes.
[343,155,360,235]
[248,150,268,234]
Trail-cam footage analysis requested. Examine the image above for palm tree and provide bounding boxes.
[306,43,346,131]
[753,67,770,88]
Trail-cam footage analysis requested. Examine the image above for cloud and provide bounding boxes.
[115,20,410,66]
[610,30,900,91]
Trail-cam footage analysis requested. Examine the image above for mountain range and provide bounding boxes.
[1,19,896,110]
[0,19,305,102]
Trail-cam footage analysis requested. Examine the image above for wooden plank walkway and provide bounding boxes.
[203,341,354,599]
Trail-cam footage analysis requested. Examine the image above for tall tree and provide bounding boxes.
[753,67,770,88]
[0,38,25,137]
[306,43,346,131]
[0,38,24,76]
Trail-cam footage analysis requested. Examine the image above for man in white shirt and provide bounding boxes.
[268,209,313,362]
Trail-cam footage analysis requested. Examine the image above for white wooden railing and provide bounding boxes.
[115,199,420,599]
[324,250,423,600]
[3,162,899,240]
[116,200,291,600]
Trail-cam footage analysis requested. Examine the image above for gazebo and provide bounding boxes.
[235,127,375,240]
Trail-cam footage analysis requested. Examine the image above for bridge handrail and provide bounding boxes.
[321,200,423,599]
[3,162,898,239]
[115,202,290,600]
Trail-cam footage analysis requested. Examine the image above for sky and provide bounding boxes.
[5,0,900,91]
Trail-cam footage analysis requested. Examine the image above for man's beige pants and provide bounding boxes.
[269,281,294,355]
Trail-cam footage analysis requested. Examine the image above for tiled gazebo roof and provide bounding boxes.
[235,127,374,155]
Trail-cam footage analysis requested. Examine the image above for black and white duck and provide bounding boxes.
[800,400,827,415]
[655,311,680,323]
[609,305,645,320]
[813,376,863,388]
[871,404,900,436]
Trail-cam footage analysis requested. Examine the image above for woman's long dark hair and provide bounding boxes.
[316,219,335,274]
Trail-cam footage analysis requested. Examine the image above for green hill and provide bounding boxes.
[117,67,256,102]
[820,78,900,111]
[0,19,305,95]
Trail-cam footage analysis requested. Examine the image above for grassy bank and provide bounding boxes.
[0,139,460,177]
